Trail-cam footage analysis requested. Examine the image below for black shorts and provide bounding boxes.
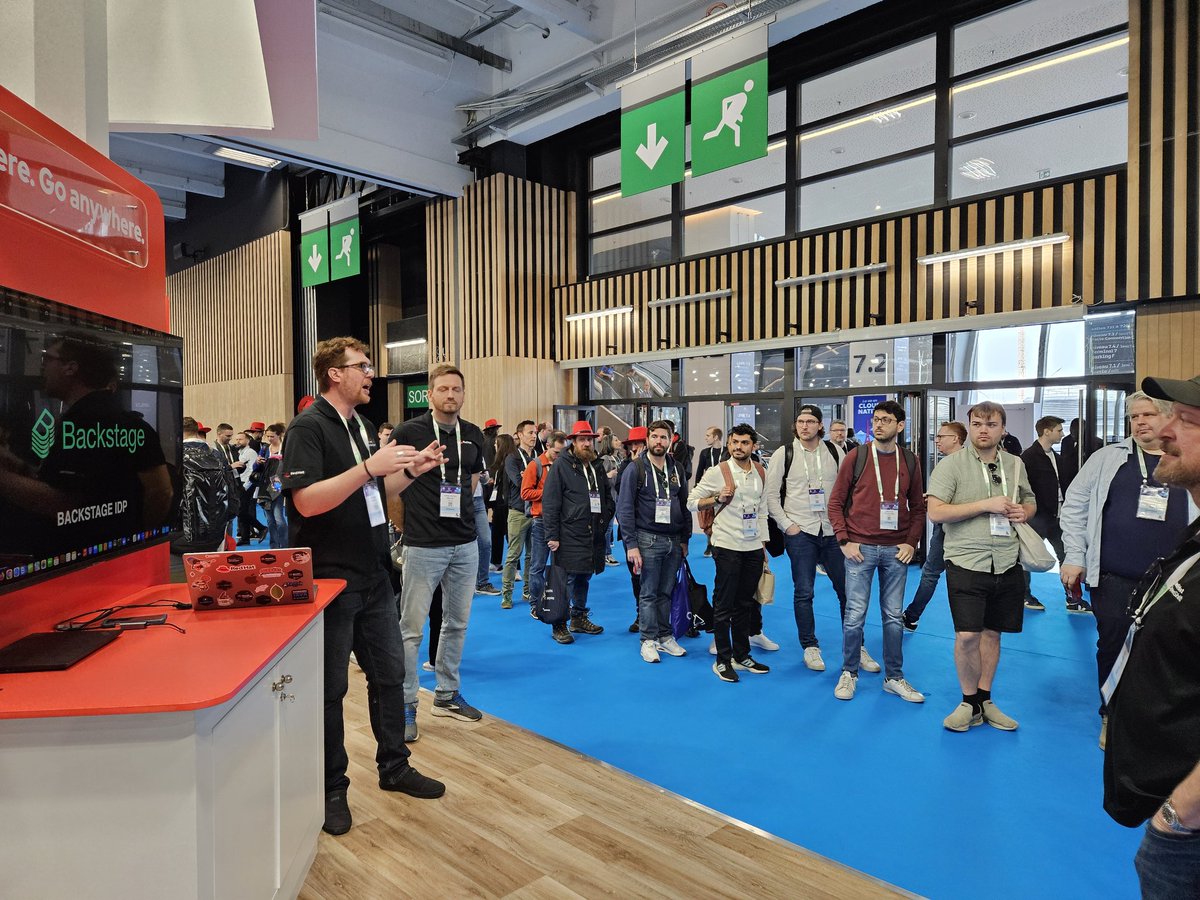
[945,561,1025,633]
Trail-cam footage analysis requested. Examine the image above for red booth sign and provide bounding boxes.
[0,108,149,268]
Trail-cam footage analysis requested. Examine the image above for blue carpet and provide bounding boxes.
[416,549,1142,899]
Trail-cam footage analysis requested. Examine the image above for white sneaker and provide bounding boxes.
[816,564,828,577]
[515,570,523,581]
[803,647,826,671]
[834,671,857,700]
[656,635,687,657]
[421,661,435,672]
[749,632,779,651]
[859,647,882,673]
[708,637,717,656]
[640,640,661,663]
[883,678,925,703]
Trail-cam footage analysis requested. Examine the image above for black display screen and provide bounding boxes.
[0,287,183,593]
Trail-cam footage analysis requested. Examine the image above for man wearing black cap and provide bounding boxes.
[1104,375,1200,898]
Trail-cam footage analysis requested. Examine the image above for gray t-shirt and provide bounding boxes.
[926,443,1036,574]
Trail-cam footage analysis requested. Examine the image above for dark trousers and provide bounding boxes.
[1135,823,1200,900]
[237,486,262,540]
[906,523,945,620]
[1092,572,1137,715]
[1023,515,1067,600]
[627,558,642,618]
[490,506,507,567]
[712,546,764,663]
[427,585,444,666]
[324,573,410,793]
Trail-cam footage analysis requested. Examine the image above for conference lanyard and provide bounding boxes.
[581,456,601,513]
[871,443,900,502]
[1102,550,1200,704]
[1136,446,1170,521]
[980,454,1011,537]
[649,457,672,523]
[437,420,463,485]
[979,455,1008,496]
[343,413,386,527]
[872,443,901,531]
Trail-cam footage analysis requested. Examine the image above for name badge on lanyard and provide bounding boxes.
[880,501,899,530]
[590,491,602,514]
[1137,484,1169,521]
[808,488,826,512]
[363,480,387,527]
[742,510,758,538]
[655,497,672,523]
[440,483,463,518]
[989,514,1011,537]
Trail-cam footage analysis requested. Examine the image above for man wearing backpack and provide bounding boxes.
[828,400,926,704]
[172,417,239,554]
[619,420,692,663]
[500,420,538,609]
[520,430,566,625]
[765,405,871,674]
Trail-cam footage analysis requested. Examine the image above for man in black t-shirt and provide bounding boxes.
[281,337,447,837]
[395,364,487,739]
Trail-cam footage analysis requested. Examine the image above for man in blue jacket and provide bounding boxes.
[619,420,692,664]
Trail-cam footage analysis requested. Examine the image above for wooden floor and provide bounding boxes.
[299,669,911,900]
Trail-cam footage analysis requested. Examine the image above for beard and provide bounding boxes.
[649,444,667,457]
[1155,445,1200,489]
[574,445,596,463]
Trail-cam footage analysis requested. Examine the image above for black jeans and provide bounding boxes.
[712,547,764,662]
[237,486,262,540]
[1092,572,1138,716]
[324,573,411,793]
[1023,515,1067,601]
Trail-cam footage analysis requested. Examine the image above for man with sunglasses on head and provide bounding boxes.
[1103,376,1200,899]
[926,401,1036,733]
[281,338,448,837]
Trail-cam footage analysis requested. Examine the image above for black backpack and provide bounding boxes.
[171,444,237,553]
[841,445,918,516]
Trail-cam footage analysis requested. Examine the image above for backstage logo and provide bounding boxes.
[32,409,55,459]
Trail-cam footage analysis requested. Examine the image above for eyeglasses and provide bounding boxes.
[986,462,1002,486]
[872,416,897,425]
[935,433,956,441]
[334,362,375,377]
[41,351,64,362]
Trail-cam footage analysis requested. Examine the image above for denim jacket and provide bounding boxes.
[1060,438,1198,587]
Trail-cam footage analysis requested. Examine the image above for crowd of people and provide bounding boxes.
[170,337,1200,896]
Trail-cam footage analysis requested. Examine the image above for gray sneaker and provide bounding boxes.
[883,677,925,703]
[943,702,984,732]
[404,703,419,743]
[655,635,687,657]
[834,671,857,700]
[859,647,882,673]
[981,699,1018,731]
[432,692,483,722]
[803,647,826,671]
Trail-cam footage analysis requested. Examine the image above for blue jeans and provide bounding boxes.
[784,530,847,648]
[323,573,410,792]
[842,544,908,679]
[566,572,591,618]
[526,517,549,610]
[473,495,491,585]
[905,523,944,621]
[262,498,288,549]
[1135,823,1200,899]
[399,542,478,705]
[636,532,683,641]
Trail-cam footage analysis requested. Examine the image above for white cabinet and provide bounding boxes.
[0,615,325,900]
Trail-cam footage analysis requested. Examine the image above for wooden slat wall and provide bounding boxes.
[167,230,294,428]
[1137,298,1200,381]
[458,357,575,430]
[427,174,576,365]
[1129,0,1200,301]
[556,173,1126,362]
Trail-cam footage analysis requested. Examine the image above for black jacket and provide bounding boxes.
[1020,443,1064,533]
[541,448,614,575]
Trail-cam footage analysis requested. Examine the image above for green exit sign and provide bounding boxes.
[406,384,429,409]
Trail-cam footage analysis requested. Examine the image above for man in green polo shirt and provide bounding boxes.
[927,401,1036,733]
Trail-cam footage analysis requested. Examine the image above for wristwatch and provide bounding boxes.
[1160,799,1200,834]
[838,538,850,546]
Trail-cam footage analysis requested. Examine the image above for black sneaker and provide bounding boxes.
[712,660,739,682]
[1024,596,1046,611]
[569,615,604,635]
[732,656,770,674]
[432,692,483,721]
[379,765,446,799]
[323,790,352,834]
[522,590,531,603]
[552,623,574,644]
[529,605,539,619]
[475,582,501,596]
[1066,598,1093,614]
[903,612,919,632]
[628,619,639,633]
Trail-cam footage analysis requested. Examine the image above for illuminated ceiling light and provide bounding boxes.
[917,232,1070,265]
[565,305,634,322]
[801,94,935,141]
[591,189,622,204]
[212,146,283,168]
[776,262,890,288]
[385,338,426,348]
[647,288,733,308]
[959,157,998,181]
[953,36,1129,95]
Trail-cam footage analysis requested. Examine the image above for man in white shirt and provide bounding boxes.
[689,424,772,683]
[764,405,879,675]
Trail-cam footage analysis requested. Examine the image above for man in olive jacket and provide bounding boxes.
[540,421,615,643]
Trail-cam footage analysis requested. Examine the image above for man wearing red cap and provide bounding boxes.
[540,421,613,642]
[1102,374,1200,897]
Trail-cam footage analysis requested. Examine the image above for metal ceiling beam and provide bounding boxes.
[115,164,225,198]
[318,0,512,71]
[110,132,224,164]
[504,0,601,42]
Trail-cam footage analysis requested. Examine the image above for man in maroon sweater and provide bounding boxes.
[828,400,927,704]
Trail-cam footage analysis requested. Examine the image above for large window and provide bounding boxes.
[584,0,1128,277]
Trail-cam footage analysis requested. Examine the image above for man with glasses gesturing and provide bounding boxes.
[926,401,1036,733]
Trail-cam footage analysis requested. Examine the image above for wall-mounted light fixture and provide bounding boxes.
[775,262,890,288]
[385,338,427,348]
[918,233,1070,266]
[646,288,732,309]
[564,305,635,323]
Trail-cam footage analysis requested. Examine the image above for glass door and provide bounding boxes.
[553,405,597,432]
